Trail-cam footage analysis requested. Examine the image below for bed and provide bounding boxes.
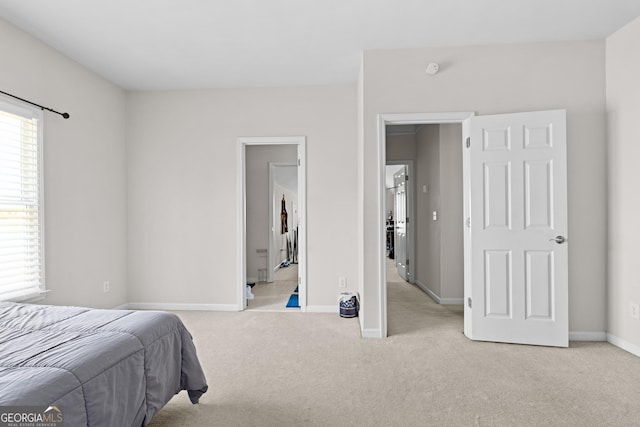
[0,301,208,426]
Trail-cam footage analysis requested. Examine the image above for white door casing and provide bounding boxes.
[237,136,307,311]
[465,110,568,347]
[378,113,475,339]
[394,167,409,281]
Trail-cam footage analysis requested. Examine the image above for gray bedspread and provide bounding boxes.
[0,302,208,426]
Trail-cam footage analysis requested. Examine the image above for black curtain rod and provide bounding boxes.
[0,90,70,119]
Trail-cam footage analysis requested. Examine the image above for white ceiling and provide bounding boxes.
[1,0,639,91]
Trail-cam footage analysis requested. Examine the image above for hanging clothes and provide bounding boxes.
[280,195,288,234]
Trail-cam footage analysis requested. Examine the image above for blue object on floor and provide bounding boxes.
[286,294,299,308]
[286,286,299,308]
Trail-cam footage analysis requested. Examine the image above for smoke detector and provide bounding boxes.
[425,63,439,75]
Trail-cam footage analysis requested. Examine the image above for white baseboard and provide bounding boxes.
[569,331,607,341]
[305,305,338,313]
[246,277,258,284]
[124,302,239,312]
[361,328,384,338]
[414,280,463,305]
[415,279,438,302]
[113,303,130,310]
[440,297,464,305]
[607,333,640,357]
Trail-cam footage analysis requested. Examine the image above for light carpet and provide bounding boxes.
[148,278,640,426]
[247,265,299,312]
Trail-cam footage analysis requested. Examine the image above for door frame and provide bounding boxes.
[237,136,307,311]
[385,160,415,283]
[377,113,474,337]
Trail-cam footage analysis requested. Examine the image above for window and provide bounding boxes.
[0,98,45,301]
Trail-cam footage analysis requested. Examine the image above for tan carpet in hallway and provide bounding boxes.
[247,264,299,311]
[148,273,640,426]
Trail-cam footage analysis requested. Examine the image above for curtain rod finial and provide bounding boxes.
[62,112,70,119]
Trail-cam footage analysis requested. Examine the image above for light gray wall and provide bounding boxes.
[360,41,607,336]
[246,145,296,281]
[606,16,640,351]
[127,85,358,308]
[438,124,463,299]
[413,124,463,301]
[0,18,128,308]
[386,134,416,161]
[416,125,441,296]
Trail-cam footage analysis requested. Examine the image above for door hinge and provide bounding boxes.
[298,158,301,166]
[406,259,410,266]
[466,217,471,228]
[405,175,409,181]
[466,137,470,148]
[406,217,409,224]
[467,297,472,308]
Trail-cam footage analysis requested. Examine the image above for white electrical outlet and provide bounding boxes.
[338,276,347,288]
[103,281,110,293]
[631,302,639,320]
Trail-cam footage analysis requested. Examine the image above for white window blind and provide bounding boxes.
[0,99,45,301]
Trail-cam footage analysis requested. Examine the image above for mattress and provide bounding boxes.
[0,301,208,426]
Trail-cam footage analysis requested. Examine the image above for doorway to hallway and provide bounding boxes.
[378,110,569,347]
[384,123,465,336]
[237,136,307,311]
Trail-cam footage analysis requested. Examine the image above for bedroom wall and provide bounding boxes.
[126,85,357,310]
[359,41,607,337]
[606,16,640,355]
[0,18,128,308]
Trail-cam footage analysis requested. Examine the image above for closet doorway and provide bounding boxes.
[237,136,307,312]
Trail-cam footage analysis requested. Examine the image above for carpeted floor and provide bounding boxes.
[148,269,640,426]
[248,265,299,311]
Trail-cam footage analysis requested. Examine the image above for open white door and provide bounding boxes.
[394,167,409,281]
[464,110,568,347]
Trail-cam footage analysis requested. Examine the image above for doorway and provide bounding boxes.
[385,123,465,335]
[378,111,569,347]
[237,136,307,311]
[384,161,415,284]
[378,113,473,338]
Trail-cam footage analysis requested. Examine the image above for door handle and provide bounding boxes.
[549,235,566,244]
